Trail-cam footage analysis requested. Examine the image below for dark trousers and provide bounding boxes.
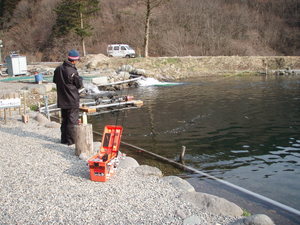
[61,108,79,145]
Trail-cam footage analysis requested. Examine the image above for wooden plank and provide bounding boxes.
[133,100,143,108]
[79,106,97,113]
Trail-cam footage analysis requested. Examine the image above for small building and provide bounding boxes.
[5,53,27,76]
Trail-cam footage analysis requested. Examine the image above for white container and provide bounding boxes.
[6,54,27,76]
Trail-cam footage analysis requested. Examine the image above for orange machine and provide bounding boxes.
[88,125,123,182]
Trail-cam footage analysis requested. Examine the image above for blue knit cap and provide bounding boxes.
[68,49,80,61]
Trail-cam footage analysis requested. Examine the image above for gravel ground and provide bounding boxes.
[0,113,240,225]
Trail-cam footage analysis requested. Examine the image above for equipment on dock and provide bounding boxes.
[39,91,143,117]
[88,125,123,182]
[79,95,143,114]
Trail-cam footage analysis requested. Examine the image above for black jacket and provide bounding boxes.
[53,61,83,109]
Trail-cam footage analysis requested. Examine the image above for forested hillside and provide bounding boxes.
[0,0,299,61]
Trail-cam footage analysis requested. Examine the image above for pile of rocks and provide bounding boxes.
[90,64,147,90]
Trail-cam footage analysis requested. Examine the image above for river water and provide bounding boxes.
[91,75,300,211]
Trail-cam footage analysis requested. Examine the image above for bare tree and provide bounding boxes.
[139,0,169,57]
[1,0,299,60]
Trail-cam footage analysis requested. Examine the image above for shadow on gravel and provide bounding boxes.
[0,125,59,143]
[0,125,90,180]
[41,143,90,180]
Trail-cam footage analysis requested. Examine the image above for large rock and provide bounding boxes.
[119,64,134,73]
[132,68,146,76]
[35,113,50,124]
[31,84,53,95]
[117,71,131,80]
[183,215,202,225]
[135,165,163,177]
[181,192,243,217]
[27,111,38,118]
[80,54,109,69]
[230,214,275,225]
[45,121,60,128]
[119,157,139,168]
[161,176,195,192]
[91,77,108,85]
[42,83,54,93]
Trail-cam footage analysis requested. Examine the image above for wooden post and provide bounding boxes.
[23,91,27,114]
[179,146,186,164]
[8,93,13,116]
[43,95,50,120]
[74,123,93,156]
[58,110,62,123]
[19,93,22,115]
[22,114,29,123]
[4,108,7,124]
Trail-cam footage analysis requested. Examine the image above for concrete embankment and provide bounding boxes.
[88,56,300,80]
[19,55,300,83]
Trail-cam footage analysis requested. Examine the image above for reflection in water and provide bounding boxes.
[91,76,300,210]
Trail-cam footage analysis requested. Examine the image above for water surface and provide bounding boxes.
[91,75,300,210]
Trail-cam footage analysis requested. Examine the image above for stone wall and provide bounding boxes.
[90,56,300,80]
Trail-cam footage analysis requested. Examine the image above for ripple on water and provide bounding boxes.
[230,150,250,154]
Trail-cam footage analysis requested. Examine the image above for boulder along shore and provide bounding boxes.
[77,55,300,80]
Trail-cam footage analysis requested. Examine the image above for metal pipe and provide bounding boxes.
[111,138,300,217]
[97,76,143,86]
[90,100,137,109]
[87,107,138,116]
[39,103,57,110]
[40,100,138,115]
[43,95,50,120]
[40,108,60,113]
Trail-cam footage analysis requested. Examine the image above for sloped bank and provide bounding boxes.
[89,56,300,80]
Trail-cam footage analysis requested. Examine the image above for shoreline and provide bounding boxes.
[78,55,300,80]
[0,64,288,224]
[0,111,243,225]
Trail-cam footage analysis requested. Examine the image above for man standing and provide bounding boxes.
[53,49,83,145]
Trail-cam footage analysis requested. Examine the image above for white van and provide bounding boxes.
[107,44,136,58]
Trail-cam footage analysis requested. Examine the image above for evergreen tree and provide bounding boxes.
[0,0,22,29]
[53,0,100,56]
